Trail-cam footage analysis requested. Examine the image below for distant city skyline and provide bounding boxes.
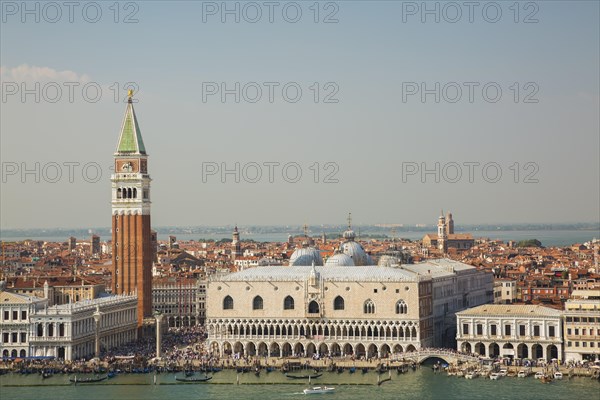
[1,1,599,229]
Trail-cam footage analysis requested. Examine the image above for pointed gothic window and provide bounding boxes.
[253,296,263,310]
[364,299,375,314]
[396,300,407,314]
[308,301,320,314]
[283,296,294,310]
[223,295,233,310]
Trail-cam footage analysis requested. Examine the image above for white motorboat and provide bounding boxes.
[465,371,479,379]
[517,370,531,378]
[303,386,335,394]
[534,371,545,379]
[498,369,508,377]
[553,372,563,380]
[489,372,501,380]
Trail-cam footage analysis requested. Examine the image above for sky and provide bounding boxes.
[0,0,599,229]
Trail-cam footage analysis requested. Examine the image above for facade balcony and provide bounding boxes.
[30,336,72,342]
[566,334,600,340]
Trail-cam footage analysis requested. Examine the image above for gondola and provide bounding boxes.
[362,367,369,374]
[285,372,323,379]
[337,367,344,373]
[236,367,250,373]
[175,375,213,383]
[70,375,108,383]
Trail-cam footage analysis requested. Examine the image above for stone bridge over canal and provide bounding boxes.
[391,350,479,365]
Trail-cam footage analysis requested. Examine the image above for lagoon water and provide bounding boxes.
[1,229,598,248]
[1,368,598,400]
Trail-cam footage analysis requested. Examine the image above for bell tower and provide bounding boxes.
[111,90,152,328]
[231,225,242,260]
[437,211,447,253]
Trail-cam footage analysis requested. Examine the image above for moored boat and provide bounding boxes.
[285,373,323,380]
[489,372,501,380]
[554,372,563,380]
[175,375,212,383]
[465,371,479,379]
[70,375,108,383]
[534,371,545,379]
[517,369,531,378]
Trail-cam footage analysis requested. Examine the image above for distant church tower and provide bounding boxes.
[445,212,454,235]
[111,90,153,328]
[232,226,242,260]
[437,211,447,253]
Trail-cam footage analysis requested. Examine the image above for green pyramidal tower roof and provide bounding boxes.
[116,97,146,155]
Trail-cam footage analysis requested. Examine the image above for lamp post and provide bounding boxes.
[154,310,163,359]
[92,305,102,358]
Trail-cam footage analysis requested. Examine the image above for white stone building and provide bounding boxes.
[206,264,436,359]
[456,304,563,361]
[0,290,47,358]
[401,259,493,347]
[563,289,600,362]
[494,278,518,304]
[29,294,137,360]
[152,278,207,327]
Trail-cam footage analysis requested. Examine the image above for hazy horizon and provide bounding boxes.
[2,221,598,232]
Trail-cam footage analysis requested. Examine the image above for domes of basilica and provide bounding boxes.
[325,252,355,267]
[289,243,323,266]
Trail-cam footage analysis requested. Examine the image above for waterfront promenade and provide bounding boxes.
[1,326,598,380]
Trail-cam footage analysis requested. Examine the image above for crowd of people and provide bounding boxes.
[2,326,600,375]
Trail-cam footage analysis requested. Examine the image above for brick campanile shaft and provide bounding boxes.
[111,90,152,328]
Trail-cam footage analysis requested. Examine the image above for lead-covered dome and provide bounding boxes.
[340,241,373,266]
[290,246,323,266]
[325,252,355,267]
